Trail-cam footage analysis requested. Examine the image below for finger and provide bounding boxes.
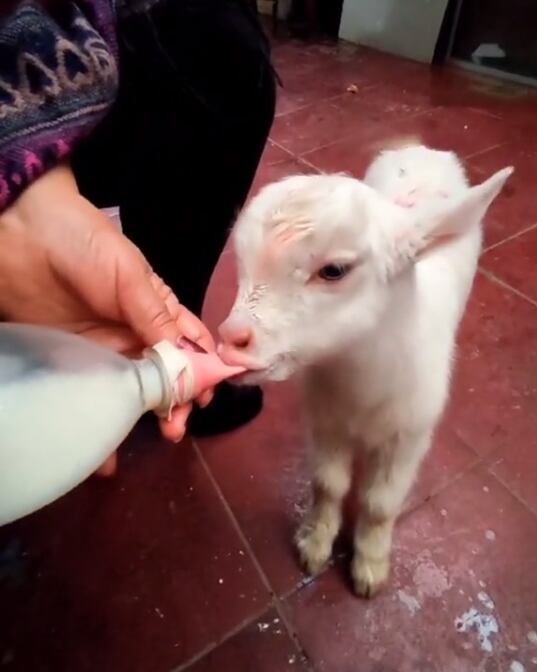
[118,257,180,347]
[158,403,192,443]
[57,221,181,348]
[151,273,182,323]
[176,305,215,353]
[175,304,203,344]
[196,388,214,408]
[95,452,118,477]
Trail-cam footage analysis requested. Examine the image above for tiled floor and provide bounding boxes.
[2,34,537,672]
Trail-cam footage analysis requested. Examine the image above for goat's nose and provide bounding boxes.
[218,315,255,350]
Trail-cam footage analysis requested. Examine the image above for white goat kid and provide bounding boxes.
[218,145,512,597]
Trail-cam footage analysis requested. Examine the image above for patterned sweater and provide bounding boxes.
[0,0,118,211]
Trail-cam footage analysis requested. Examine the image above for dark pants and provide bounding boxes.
[72,0,276,316]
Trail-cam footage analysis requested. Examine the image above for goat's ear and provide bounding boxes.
[386,166,513,277]
[420,166,513,240]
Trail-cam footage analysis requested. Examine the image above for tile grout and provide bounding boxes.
[192,440,276,597]
[276,101,514,166]
[403,455,484,520]
[464,142,504,161]
[481,220,537,254]
[269,137,299,159]
[484,464,537,519]
[169,604,270,672]
[294,108,435,160]
[267,139,323,176]
[274,85,380,121]
[191,440,314,668]
[478,267,537,310]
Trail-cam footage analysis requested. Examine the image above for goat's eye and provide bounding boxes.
[317,263,352,281]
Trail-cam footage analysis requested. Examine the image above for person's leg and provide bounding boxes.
[117,0,275,315]
[73,0,276,434]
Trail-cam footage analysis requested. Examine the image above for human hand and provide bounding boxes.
[0,164,214,470]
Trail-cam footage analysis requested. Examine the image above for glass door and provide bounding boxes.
[448,0,537,86]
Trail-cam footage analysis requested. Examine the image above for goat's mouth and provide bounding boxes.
[217,344,296,384]
[217,344,265,371]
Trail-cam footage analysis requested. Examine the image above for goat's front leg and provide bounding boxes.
[295,438,353,576]
[352,432,431,598]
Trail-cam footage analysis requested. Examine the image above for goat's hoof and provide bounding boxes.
[351,554,390,599]
[295,522,332,576]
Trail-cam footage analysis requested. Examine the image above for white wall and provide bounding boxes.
[339,0,449,63]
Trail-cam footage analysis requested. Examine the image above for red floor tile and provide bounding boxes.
[275,57,366,117]
[274,43,421,118]
[261,140,294,167]
[186,608,310,671]
[489,445,537,517]
[0,426,269,672]
[197,382,310,597]
[469,143,537,247]
[406,423,478,511]
[249,156,317,200]
[272,42,353,117]
[203,244,237,332]
[303,106,508,178]
[271,42,329,77]
[286,467,537,672]
[481,226,537,303]
[272,93,383,156]
[446,275,537,493]
[393,66,535,119]
[270,78,436,157]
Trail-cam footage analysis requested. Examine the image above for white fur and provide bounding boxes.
[219,145,512,597]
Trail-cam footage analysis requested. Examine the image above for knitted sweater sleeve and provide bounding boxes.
[0,0,118,212]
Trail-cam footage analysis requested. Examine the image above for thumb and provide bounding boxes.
[116,251,180,347]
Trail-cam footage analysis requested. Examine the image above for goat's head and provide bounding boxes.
[219,167,512,383]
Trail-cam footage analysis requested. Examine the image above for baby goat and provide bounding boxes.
[218,145,512,597]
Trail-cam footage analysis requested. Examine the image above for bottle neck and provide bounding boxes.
[133,357,172,416]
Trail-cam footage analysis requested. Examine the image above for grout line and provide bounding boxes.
[192,440,275,597]
[271,136,503,176]
[296,155,323,173]
[268,138,301,161]
[274,91,350,120]
[478,267,537,309]
[170,604,270,672]
[274,83,382,121]
[191,440,313,667]
[267,139,295,160]
[295,107,435,161]
[403,453,484,520]
[464,142,504,161]
[267,139,321,174]
[467,107,503,121]
[484,465,537,519]
[481,220,537,254]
